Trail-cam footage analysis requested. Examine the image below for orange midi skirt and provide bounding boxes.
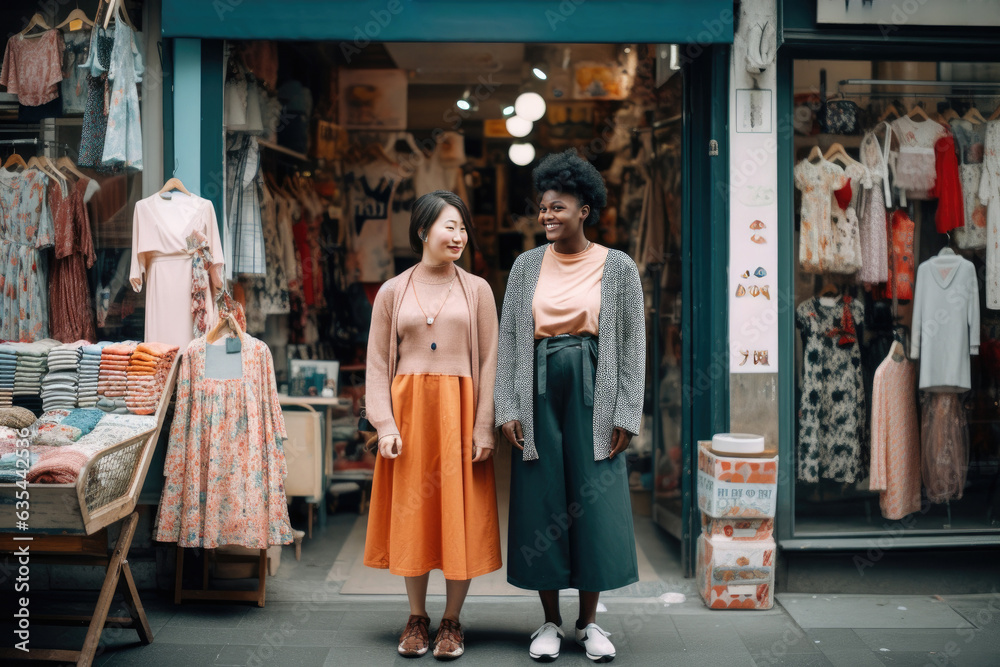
[363,374,502,579]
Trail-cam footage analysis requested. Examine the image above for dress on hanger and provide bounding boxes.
[48,177,97,343]
[77,27,114,168]
[909,253,979,391]
[794,157,849,274]
[950,118,987,249]
[980,121,1000,309]
[869,351,921,520]
[878,209,916,301]
[101,23,143,169]
[920,393,969,504]
[858,129,890,284]
[931,134,964,235]
[795,295,866,483]
[226,136,265,277]
[154,335,294,549]
[129,193,225,349]
[890,115,948,199]
[0,169,55,341]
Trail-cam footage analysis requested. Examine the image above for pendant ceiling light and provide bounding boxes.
[506,115,533,138]
[509,143,536,166]
[514,92,546,123]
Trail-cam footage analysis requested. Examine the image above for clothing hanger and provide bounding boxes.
[940,107,960,122]
[56,7,95,31]
[807,145,824,163]
[824,142,860,168]
[907,103,930,121]
[103,0,135,30]
[27,155,66,186]
[878,103,900,123]
[989,104,1000,122]
[157,177,192,197]
[3,153,28,171]
[19,13,52,38]
[42,156,70,186]
[56,155,87,180]
[963,106,987,125]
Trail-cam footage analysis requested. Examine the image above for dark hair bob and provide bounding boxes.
[532,149,608,227]
[408,190,478,256]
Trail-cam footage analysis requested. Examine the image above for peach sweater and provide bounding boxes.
[366,263,499,448]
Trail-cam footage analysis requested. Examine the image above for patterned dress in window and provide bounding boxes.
[796,295,866,483]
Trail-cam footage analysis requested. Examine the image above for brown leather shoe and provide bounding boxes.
[432,618,465,660]
[398,614,431,657]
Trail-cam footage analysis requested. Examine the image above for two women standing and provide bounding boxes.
[364,150,646,663]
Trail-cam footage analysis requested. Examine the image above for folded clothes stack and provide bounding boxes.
[41,341,87,412]
[0,345,15,408]
[78,342,110,408]
[126,342,179,415]
[98,342,138,413]
[10,340,59,403]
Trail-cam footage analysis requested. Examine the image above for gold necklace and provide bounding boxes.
[412,276,457,325]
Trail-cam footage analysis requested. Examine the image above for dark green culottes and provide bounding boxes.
[507,335,639,592]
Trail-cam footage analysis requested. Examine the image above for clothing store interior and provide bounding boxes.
[792,59,1000,536]
[0,0,689,595]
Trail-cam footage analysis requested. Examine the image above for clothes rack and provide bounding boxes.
[257,138,310,163]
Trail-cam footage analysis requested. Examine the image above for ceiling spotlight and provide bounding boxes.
[506,115,533,138]
[509,143,536,166]
[502,105,515,116]
[514,92,546,122]
[532,67,547,80]
[456,88,477,111]
[624,47,631,54]
[457,99,471,110]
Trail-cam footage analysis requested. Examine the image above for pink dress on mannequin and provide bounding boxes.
[129,192,225,349]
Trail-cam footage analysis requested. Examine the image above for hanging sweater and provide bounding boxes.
[910,253,979,391]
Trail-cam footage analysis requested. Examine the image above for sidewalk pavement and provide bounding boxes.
[3,512,999,666]
[4,589,999,665]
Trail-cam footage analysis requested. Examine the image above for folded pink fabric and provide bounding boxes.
[26,449,90,484]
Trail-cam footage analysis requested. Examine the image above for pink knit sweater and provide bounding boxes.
[365,263,499,448]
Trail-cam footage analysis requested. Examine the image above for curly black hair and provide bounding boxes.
[532,149,608,227]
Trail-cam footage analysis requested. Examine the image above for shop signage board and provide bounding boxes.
[816,0,1000,27]
[728,79,779,374]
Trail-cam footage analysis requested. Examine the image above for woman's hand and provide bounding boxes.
[609,427,633,459]
[472,444,494,463]
[501,420,524,450]
[378,434,402,459]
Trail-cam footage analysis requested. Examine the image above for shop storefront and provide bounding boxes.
[770,1,1000,584]
[1,0,733,589]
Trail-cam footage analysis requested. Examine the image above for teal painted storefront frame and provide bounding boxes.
[680,44,730,575]
[162,0,735,43]
[775,4,1000,550]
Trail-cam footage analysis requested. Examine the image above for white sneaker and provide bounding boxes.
[575,623,615,663]
[529,622,564,661]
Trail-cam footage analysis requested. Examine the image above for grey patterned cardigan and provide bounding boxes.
[494,245,646,461]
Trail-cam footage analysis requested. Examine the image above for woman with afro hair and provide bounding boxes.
[495,149,645,663]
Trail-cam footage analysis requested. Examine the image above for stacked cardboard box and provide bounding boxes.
[695,441,778,610]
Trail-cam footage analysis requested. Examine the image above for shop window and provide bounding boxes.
[791,59,1000,535]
